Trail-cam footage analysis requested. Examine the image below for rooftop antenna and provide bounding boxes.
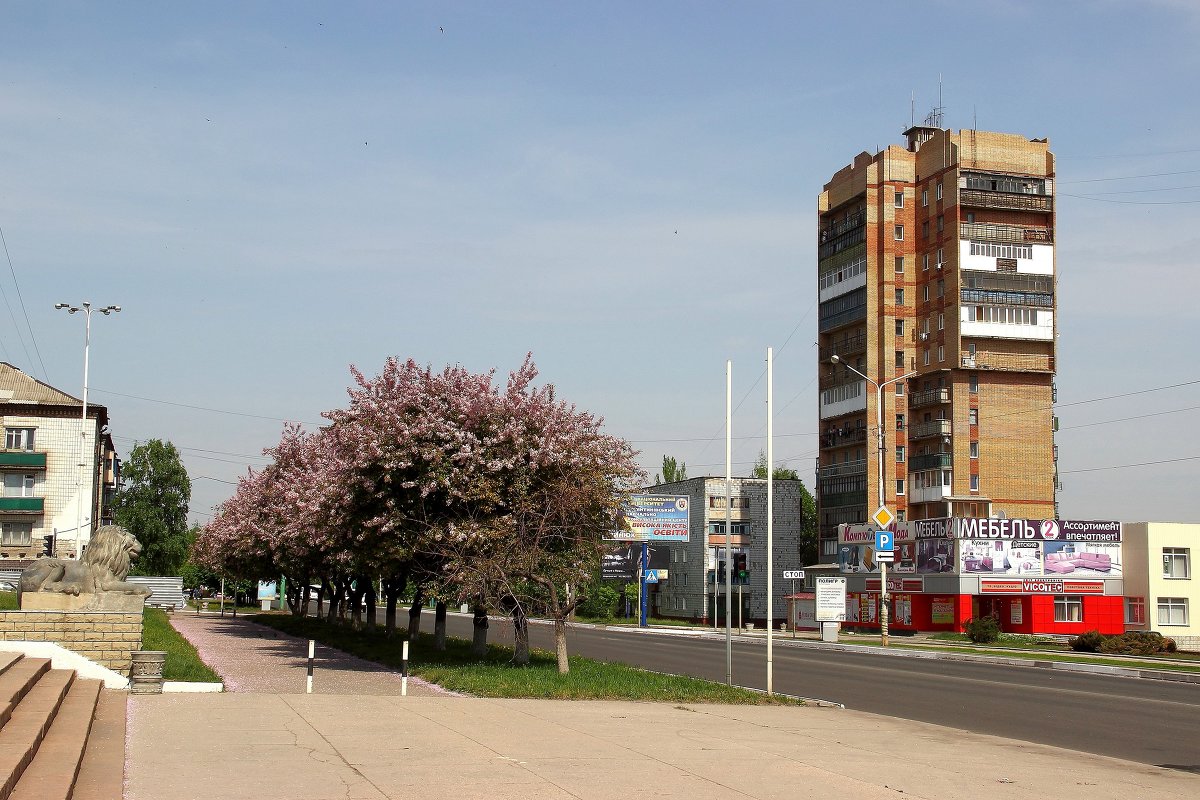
[910,91,915,128]
[923,75,945,129]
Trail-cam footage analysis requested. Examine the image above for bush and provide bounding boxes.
[576,584,621,620]
[1097,630,1176,656]
[963,615,1001,644]
[1068,630,1105,652]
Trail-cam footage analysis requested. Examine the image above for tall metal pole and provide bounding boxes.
[875,381,889,648]
[766,346,774,695]
[724,359,732,685]
[55,302,120,558]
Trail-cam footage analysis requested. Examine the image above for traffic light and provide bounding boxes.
[734,553,748,584]
[716,559,726,583]
[41,534,54,558]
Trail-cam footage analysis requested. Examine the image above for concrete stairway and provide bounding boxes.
[0,651,124,800]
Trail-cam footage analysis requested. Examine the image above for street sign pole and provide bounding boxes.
[790,578,796,639]
[640,541,649,628]
[724,359,733,685]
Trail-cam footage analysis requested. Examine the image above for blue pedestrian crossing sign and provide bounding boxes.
[875,530,894,553]
[643,570,659,584]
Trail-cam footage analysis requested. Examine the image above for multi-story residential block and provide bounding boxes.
[816,125,1057,562]
[0,363,118,565]
[1122,523,1199,650]
[641,476,805,627]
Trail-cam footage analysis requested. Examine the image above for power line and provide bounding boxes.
[0,226,39,376]
[90,387,323,426]
[1060,168,1200,184]
[1059,193,1200,206]
[1060,455,1200,475]
[109,434,273,463]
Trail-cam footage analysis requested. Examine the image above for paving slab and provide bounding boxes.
[167,613,448,696]
[125,695,1200,800]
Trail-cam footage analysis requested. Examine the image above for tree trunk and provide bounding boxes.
[348,579,364,628]
[434,601,447,651]
[554,617,569,674]
[337,578,349,623]
[471,604,489,657]
[364,577,377,633]
[408,587,424,638]
[512,604,530,666]
[383,574,405,638]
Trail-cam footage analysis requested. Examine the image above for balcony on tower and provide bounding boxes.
[909,388,951,409]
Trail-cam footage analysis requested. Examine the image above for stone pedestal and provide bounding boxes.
[19,593,147,613]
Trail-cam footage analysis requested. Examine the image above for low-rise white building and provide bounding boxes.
[0,363,118,564]
[1122,522,1199,651]
[641,477,807,627]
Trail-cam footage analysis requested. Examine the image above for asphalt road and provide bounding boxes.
[426,612,1200,769]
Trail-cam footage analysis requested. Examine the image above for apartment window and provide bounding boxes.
[937,215,944,233]
[894,225,904,241]
[937,279,945,298]
[967,212,976,223]
[895,382,904,396]
[1158,597,1189,626]
[1125,597,1146,626]
[894,190,904,208]
[0,521,32,547]
[922,285,930,302]
[938,345,945,362]
[896,479,905,495]
[896,414,905,430]
[970,474,979,492]
[681,597,687,611]
[921,221,929,239]
[895,319,904,336]
[1054,595,1083,623]
[1163,548,1190,579]
[923,349,930,366]
[921,188,928,206]
[895,351,905,368]
[895,446,905,463]
[937,247,944,267]
[822,539,837,557]
[938,313,944,331]
[970,442,979,459]
[922,254,930,271]
[969,409,979,425]
[709,496,750,509]
[969,374,979,393]
[2,474,35,497]
[4,428,34,451]
[936,182,943,201]
[895,289,905,306]
[681,573,688,587]
[681,549,687,563]
[943,470,952,487]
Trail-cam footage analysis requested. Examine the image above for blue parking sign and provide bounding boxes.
[875,530,894,552]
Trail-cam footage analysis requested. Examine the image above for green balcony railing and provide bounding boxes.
[0,497,44,512]
[0,451,47,469]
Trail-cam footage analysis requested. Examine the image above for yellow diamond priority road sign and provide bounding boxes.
[872,505,895,529]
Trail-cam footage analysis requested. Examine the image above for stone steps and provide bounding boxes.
[0,653,121,800]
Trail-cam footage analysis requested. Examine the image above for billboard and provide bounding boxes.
[613,495,690,542]
[602,545,670,581]
[960,539,1043,575]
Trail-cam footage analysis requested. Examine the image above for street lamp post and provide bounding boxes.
[54,302,120,557]
[830,354,916,647]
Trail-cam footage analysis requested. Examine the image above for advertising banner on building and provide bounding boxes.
[930,596,956,625]
[917,538,956,573]
[865,576,925,593]
[951,518,1121,542]
[613,495,690,542]
[1042,540,1121,576]
[960,539,1043,575]
[838,542,879,573]
[979,578,1106,594]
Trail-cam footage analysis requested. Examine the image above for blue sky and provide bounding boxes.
[1,1,1198,526]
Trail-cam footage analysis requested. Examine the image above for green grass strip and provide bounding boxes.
[142,608,222,682]
[253,613,798,704]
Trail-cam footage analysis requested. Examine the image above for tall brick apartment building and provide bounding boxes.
[816,125,1057,556]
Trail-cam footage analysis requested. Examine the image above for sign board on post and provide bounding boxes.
[783,570,805,580]
[815,577,847,622]
[613,495,690,542]
[874,530,895,563]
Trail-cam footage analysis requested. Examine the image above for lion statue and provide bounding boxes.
[18,525,152,599]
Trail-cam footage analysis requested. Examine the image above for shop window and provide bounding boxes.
[1157,597,1189,626]
[1054,595,1083,623]
[1125,597,1145,626]
[1163,548,1190,579]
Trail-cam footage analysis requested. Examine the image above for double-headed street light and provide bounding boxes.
[55,302,120,557]
[830,354,917,646]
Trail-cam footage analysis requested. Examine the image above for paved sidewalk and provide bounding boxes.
[126,695,1199,799]
[168,613,447,696]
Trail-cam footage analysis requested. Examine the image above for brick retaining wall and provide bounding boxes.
[0,611,143,673]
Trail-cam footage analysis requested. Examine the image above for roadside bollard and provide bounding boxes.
[307,639,314,694]
[401,640,409,697]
